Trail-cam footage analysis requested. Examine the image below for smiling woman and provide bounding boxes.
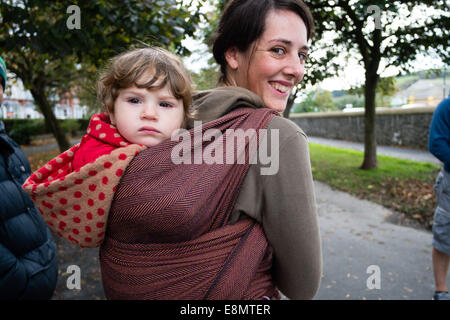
[96,0,321,301]
[193,0,322,300]
[222,9,309,112]
[31,0,324,301]
[212,0,314,113]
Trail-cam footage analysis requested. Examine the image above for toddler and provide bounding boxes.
[23,47,193,247]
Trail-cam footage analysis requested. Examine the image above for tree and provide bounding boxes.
[348,76,399,108]
[0,0,204,151]
[191,63,220,91]
[293,89,335,113]
[293,90,316,113]
[314,89,334,111]
[307,0,448,169]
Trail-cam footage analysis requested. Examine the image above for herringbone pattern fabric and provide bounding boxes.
[100,107,280,299]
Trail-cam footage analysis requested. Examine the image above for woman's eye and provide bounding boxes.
[159,102,173,108]
[128,97,141,104]
[298,52,308,62]
[271,47,285,55]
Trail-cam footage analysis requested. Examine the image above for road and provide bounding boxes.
[21,138,81,156]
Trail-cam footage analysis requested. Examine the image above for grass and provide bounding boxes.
[309,143,441,230]
[27,149,60,172]
[23,135,81,172]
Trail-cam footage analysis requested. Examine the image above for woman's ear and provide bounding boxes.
[224,47,240,70]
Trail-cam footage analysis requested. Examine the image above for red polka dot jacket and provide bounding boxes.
[22,113,146,248]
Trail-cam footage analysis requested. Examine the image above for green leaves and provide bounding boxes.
[307,0,448,70]
[0,0,205,68]
[0,0,205,150]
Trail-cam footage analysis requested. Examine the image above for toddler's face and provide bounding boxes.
[110,82,184,147]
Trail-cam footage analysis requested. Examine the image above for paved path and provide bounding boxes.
[308,136,441,165]
[313,181,442,300]
[303,139,442,299]
[22,138,81,156]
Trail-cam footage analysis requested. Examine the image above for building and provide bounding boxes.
[391,78,448,108]
[1,79,88,119]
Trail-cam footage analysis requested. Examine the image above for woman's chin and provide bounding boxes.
[264,101,286,113]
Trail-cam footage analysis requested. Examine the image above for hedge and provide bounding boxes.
[2,118,90,145]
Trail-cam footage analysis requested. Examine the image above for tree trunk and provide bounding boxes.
[360,72,379,170]
[283,95,295,118]
[283,88,300,118]
[30,86,70,152]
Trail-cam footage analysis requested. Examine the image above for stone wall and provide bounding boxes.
[289,107,436,150]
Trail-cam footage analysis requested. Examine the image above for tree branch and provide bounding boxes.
[338,0,371,66]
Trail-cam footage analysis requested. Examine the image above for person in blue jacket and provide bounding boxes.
[429,96,450,300]
[0,56,58,299]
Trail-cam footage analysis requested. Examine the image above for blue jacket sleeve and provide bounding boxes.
[429,98,450,169]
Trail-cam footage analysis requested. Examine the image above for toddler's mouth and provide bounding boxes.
[139,126,160,133]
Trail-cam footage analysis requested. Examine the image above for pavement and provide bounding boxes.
[21,138,81,156]
[29,136,444,300]
[313,181,440,300]
[308,137,444,300]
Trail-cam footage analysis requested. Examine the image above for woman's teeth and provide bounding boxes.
[271,82,289,93]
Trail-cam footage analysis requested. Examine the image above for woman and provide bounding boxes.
[99,0,322,300]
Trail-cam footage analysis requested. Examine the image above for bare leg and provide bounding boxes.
[433,247,450,292]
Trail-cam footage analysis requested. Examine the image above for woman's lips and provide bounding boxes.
[269,81,292,95]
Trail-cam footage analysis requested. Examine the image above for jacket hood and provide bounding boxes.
[188,86,266,129]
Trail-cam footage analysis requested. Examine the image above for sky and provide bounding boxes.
[181,0,448,94]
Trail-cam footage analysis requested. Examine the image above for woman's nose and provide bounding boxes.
[283,54,304,84]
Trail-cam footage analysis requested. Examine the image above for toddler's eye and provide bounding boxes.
[128,97,141,104]
[159,101,173,108]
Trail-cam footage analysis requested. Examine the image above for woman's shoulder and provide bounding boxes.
[190,87,266,126]
[266,115,308,145]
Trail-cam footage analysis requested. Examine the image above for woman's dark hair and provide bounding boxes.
[212,0,314,84]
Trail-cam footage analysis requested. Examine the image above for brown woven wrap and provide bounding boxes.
[100,107,280,299]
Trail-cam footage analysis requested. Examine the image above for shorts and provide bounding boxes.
[432,168,450,255]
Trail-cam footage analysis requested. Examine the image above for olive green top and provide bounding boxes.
[191,87,322,300]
